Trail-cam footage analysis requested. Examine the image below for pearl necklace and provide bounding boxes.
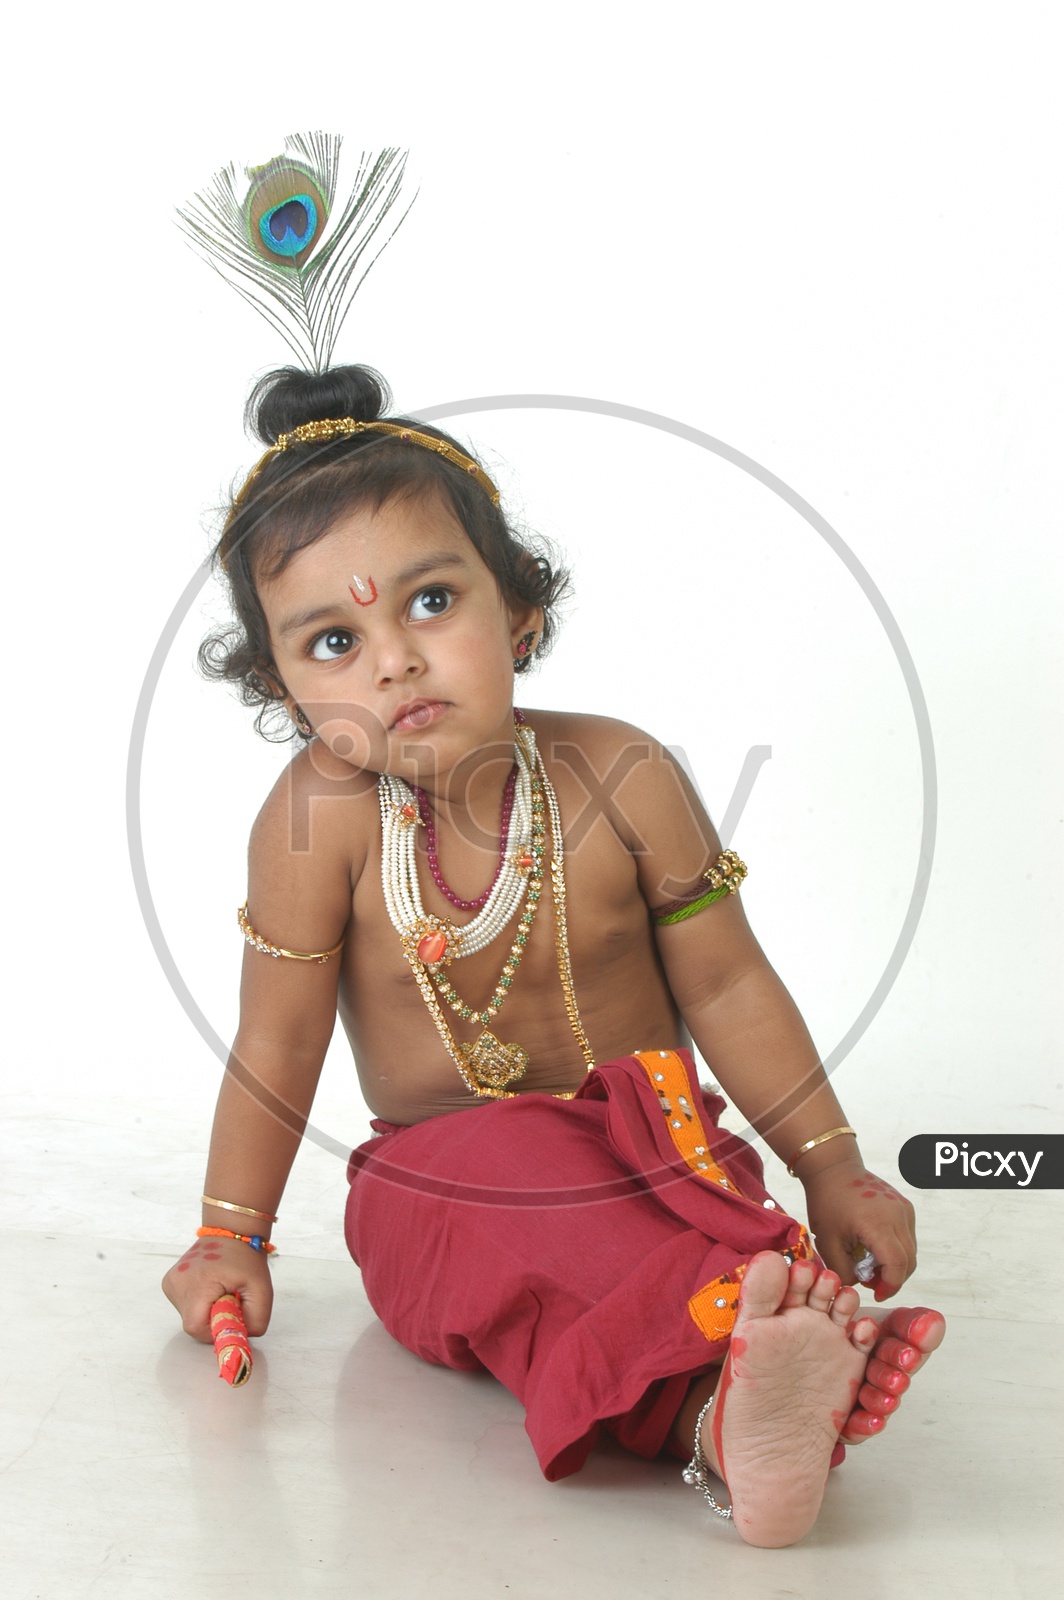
[379,723,538,963]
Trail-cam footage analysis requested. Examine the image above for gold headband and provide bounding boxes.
[227,417,500,533]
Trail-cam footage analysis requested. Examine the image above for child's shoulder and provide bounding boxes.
[526,708,702,848]
[249,742,378,886]
[524,706,666,759]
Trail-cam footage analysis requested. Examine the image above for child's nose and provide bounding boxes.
[369,627,424,685]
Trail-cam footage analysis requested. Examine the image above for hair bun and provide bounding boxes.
[246,364,392,445]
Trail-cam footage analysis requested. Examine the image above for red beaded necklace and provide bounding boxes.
[411,711,529,912]
[415,765,519,911]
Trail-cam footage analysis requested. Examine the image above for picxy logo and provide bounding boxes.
[898,1135,1061,1189]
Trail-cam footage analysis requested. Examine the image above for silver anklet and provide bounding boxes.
[682,1391,733,1520]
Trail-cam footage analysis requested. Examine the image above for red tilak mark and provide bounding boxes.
[349,575,378,606]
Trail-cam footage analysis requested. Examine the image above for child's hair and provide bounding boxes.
[199,364,570,741]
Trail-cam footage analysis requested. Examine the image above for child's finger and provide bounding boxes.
[179,1291,225,1343]
[861,1226,915,1298]
[810,1232,859,1285]
[236,1275,273,1337]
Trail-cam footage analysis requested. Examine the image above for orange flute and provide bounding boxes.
[209,1293,253,1387]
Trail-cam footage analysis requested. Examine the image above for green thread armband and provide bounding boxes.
[652,850,748,927]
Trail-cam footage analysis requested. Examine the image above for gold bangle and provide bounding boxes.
[785,1126,857,1177]
[201,1194,279,1223]
[237,902,345,964]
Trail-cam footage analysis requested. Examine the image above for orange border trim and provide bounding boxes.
[688,1266,747,1342]
[635,1050,739,1192]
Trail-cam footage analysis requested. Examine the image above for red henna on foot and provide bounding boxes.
[873,1336,919,1370]
[857,1383,899,1416]
[697,1253,871,1545]
[839,1304,945,1443]
[865,1356,910,1395]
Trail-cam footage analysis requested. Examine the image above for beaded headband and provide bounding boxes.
[239,417,498,510]
[220,417,500,569]
[276,418,498,501]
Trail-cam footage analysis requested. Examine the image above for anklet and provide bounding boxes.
[682,1392,733,1520]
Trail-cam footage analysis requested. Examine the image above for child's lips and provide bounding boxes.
[390,700,449,732]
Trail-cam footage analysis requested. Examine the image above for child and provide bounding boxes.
[162,361,945,1549]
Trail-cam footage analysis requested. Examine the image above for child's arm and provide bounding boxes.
[607,725,917,1299]
[162,758,355,1340]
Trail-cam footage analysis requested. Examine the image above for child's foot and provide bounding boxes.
[838,1303,947,1442]
[699,1252,873,1547]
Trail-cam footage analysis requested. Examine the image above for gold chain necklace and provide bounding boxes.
[385,725,595,1098]
[429,763,547,1028]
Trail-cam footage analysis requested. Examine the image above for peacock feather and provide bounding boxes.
[178,133,412,371]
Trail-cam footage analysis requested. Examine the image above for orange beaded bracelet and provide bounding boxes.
[197,1225,277,1256]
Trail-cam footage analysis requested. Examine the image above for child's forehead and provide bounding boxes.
[265,490,481,594]
[319,491,469,563]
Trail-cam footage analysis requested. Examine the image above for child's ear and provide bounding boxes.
[252,668,310,736]
[510,606,544,671]
[251,666,287,701]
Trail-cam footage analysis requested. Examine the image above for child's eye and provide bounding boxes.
[309,628,356,661]
[409,586,453,621]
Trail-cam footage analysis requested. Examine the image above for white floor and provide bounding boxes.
[3,1093,1061,1600]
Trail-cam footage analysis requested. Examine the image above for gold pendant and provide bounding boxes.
[459,1031,529,1091]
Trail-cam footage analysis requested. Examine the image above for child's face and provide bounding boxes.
[259,489,538,784]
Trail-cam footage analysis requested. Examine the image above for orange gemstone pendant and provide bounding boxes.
[417,929,449,964]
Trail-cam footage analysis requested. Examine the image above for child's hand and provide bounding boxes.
[801,1160,917,1301]
[162,1237,274,1342]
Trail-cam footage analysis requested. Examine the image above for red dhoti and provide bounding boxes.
[344,1048,814,1481]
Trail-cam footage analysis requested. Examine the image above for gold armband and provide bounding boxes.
[237,902,344,964]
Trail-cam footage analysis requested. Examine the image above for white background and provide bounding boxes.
[2,3,1060,1216]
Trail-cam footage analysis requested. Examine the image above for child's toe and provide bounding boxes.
[830,1284,860,1327]
[807,1269,841,1313]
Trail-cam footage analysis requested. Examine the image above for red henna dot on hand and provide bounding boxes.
[177,1262,191,1272]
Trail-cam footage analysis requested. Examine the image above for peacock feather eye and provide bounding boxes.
[179,133,411,371]
[245,158,328,267]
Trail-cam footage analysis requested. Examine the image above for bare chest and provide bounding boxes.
[338,800,679,1119]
